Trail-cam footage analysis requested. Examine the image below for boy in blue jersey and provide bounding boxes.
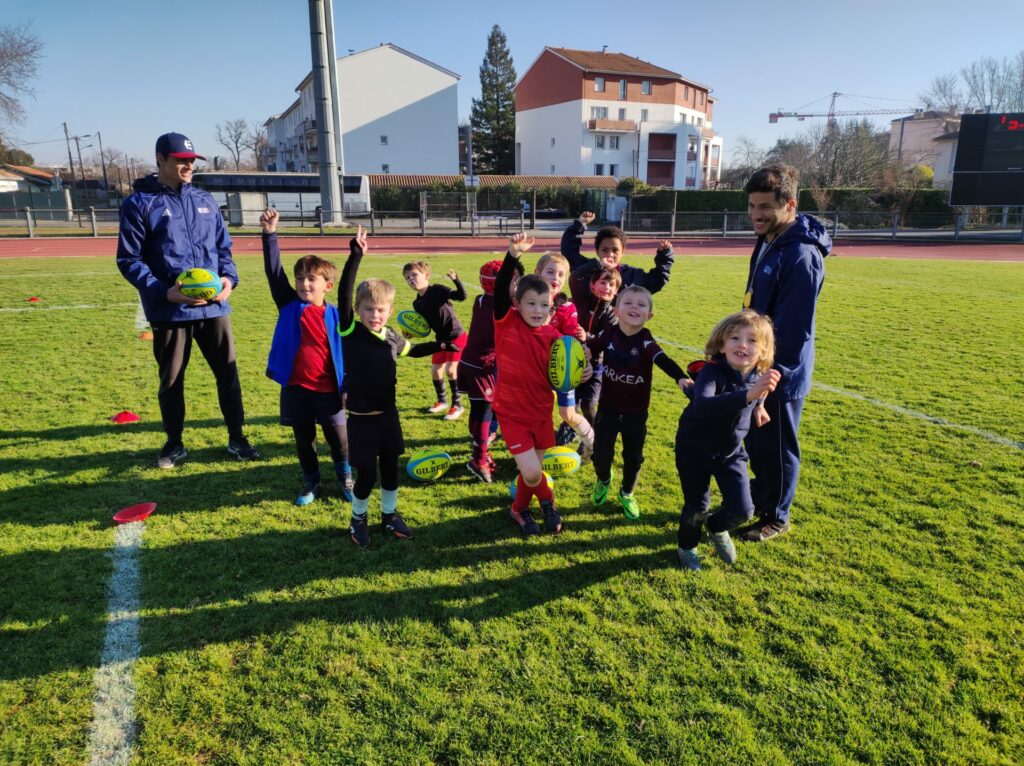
[260,209,352,506]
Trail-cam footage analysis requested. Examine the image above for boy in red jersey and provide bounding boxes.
[457,258,517,484]
[494,233,584,536]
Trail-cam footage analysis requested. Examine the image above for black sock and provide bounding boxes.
[432,378,447,402]
[449,378,461,406]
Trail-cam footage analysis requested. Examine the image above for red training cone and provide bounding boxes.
[111,410,141,424]
[113,502,157,524]
[27,296,40,302]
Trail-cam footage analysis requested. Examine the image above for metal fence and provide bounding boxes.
[1,206,1022,241]
[619,208,1024,241]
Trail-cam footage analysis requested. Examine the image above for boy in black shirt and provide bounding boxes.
[402,261,467,420]
[341,228,441,548]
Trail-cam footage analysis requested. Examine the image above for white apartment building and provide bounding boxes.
[265,43,460,175]
[515,47,723,188]
[889,109,962,188]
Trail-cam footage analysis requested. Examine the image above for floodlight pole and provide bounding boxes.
[324,0,345,213]
[308,0,343,225]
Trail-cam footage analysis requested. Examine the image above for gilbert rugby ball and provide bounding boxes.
[548,335,586,393]
[542,445,582,477]
[396,310,431,339]
[178,268,221,300]
[406,448,452,481]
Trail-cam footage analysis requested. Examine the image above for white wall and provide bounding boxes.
[516,101,589,175]
[267,45,459,174]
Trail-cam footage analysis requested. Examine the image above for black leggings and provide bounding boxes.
[353,454,400,498]
[592,408,648,493]
[293,421,349,479]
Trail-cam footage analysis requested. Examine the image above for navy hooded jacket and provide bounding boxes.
[117,174,238,324]
[676,357,757,459]
[745,213,829,400]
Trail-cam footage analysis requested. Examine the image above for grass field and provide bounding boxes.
[1,248,1022,765]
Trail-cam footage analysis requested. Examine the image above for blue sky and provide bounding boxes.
[4,0,1022,169]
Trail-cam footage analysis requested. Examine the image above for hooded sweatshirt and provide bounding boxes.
[744,213,830,400]
[117,174,238,324]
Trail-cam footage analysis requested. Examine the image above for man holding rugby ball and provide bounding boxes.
[117,132,259,468]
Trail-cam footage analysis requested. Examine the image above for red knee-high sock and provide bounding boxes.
[534,473,553,503]
[512,473,536,511]
[470,418,491,464]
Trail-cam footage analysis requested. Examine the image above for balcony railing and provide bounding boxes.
[587,118,637,132]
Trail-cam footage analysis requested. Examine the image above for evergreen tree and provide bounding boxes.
[470,25,516,174]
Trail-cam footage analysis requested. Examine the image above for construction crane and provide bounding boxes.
[769,92,916,125]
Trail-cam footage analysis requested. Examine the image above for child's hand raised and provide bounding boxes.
[579,211,596,226]
[749,368,781,401]
[260,208,279,234]
[352,224,368,252]
[446,268,458,281]
[658,239,673,252]
[508,231,535,257]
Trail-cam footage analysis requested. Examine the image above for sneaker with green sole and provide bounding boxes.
[592,470,614,506]
[618,490,640,521]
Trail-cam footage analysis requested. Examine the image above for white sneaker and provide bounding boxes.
[427,401,448,414]
[444,404,464,420]
[709,530,737,564]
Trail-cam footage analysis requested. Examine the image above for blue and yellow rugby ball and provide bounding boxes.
[542,445,582,477]
[397,310,431,339]
[548,335,586,392]
[406,448,452,481]
[178,268,221,300]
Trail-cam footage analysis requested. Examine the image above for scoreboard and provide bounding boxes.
[950,112,1024,205]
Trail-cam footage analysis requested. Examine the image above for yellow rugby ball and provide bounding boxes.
[548,335,586,393]
[542,445,582,477]
[178,268,221,300]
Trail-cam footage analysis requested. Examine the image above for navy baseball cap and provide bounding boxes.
[155,132,206,160]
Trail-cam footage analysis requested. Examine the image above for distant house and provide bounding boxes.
[264,43,460,175]
[514,47,723,188]
[0,164,63,191]
[889,109,963,188]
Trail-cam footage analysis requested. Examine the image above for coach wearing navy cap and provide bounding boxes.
[116,132,260,468]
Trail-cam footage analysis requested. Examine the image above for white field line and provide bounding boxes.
[0,302,138,313]
[653,336,1023,451]
[86,522,142,766]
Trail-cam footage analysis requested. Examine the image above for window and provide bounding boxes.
[688,139,697,153]
[690,115,696,125]
[711,145,720,161]
[619,79,627,99]
[594,77,605,92]
[609,163,618,176]
[640,108,649,121]
[551,137,556,147]
[642,80,652,95]
[609,135,620,150]
[700,92,705,105]
[590,106,608,119]
[550,164,556,173]
[594,135,606,149]
[380,135,388,145]
[684,86,689,100]
[594,164,604,175]
[382,163,390,173]
[697,117,704,127]
[618,108,626,120]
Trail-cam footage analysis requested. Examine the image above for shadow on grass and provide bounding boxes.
[0,416,282,445]
[0,507,671,681]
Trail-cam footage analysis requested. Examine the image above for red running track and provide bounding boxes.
[1,235,1022,261]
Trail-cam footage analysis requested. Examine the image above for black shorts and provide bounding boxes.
[279,385,346,428]
[347,409,404,469]
[456,361,496,402]
[576,365,603,405]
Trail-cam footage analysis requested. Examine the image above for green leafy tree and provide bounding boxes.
[470,25,516,174]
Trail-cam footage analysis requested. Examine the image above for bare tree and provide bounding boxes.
[0,24,43,139]
[215,119,248,170]
[919,74,964,112]
[244,121,268,171]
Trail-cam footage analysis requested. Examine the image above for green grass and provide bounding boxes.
[1,251,1022,765]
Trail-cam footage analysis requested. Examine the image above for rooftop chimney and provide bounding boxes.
[602,45,608,53]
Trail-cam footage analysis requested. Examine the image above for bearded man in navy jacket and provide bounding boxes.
[738,164,829,542]
[117,132,259,469]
